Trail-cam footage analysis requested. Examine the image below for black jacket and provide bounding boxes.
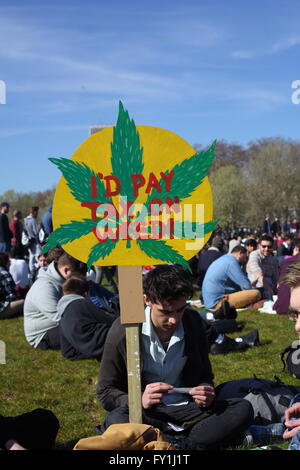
[96,308,214,411]
[0,213,12,243]
[59,297,115,361]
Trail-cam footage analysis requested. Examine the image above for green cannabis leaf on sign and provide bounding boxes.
[43,101,217,270]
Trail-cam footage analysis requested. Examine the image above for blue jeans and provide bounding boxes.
[288,393,300,450]
[290,429,300,450]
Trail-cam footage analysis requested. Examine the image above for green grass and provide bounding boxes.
[0,306,299,450]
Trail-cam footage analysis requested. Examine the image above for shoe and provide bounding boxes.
[213,319,240,334]
[213,300,237,320]
[210,335,249,355]
[164,434,203,450]
[248,423,285,445]
[239,329,260,347]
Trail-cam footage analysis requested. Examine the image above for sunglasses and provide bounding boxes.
[261,245,272,249]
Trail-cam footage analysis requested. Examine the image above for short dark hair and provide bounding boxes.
[0,202,9,208]
[231,245,247,254]
[29,206,39,214]
[259,235,273,245]
[57,252,87,275]
[245,239,258,249]
[282,232,293,241]
[143,264,193,303]
[45,247,64,264]
[63,274,89,296]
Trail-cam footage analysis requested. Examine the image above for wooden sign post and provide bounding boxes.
[43,101,217,424]
[118,266,145,423]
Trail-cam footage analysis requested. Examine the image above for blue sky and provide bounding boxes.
[1,0,300,194]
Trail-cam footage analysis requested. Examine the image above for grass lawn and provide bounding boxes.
[1,306,299,450]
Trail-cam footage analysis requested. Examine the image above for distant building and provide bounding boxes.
[89,124,111,136]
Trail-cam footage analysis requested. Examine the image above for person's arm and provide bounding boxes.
[142,382,173,409]
[246,252,263,285]
[96,318,129,411]
[30,282,62,323]
[283,403,300,439]
[227,259,252,290]
[271,259,279,288]
[189,384,215,407]
[5,439,26,450]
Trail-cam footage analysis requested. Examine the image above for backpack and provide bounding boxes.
[38,224,47,245]
[21,229,33,248]
[73,423,175,450]
[280,340,300,380]
[215,375,300,425]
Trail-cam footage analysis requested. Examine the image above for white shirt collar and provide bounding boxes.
[142,306,185,348]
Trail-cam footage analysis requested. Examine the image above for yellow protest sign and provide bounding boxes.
[44,102,216,269]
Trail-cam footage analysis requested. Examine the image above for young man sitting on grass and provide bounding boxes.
[96,264,254,450]
[58,274,116,361]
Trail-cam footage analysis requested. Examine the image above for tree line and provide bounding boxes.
[1,137,299,229]
[0,188,55,222]
[195,137,300,229]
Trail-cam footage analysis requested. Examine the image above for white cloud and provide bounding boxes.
[231,50,255,59]
[0,124,89,138]
[157,18,224,47]
[271,35,300,53]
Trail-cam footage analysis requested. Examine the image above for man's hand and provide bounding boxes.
[283,403,300,440]
[189,384,215,407]
[142,382,173,409]
[5,439,26,450]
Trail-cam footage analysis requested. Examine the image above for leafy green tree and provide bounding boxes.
[209,165,247,228]
[243,138,300,225]
[0,188,55,222]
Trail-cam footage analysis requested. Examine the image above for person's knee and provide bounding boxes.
[226,398,254,425]
[253,289,262,301]
[104,406,129,428]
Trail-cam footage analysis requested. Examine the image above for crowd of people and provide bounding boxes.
[2,204,300,450]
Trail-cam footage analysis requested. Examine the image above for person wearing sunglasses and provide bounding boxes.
[246,235,279,300]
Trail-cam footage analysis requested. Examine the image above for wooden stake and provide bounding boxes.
[125,324,143,423]
[118,266,145,423]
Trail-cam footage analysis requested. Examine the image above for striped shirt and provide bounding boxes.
[246,250,279,289]
[0,266,17,312]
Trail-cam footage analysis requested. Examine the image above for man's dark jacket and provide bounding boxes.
[273,254,300,314]
[0,213,12,244]
[97,308,214,411]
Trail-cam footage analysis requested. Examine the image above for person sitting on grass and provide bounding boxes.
[57,274,116,361]
[23,251,87,350]
[281,261,300,449]
[96,264,255,450]
[273,240,300,315]
[246,235,279,300]
[0,252,24,319]
[202,245,261,310]
[0,408,59,450]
